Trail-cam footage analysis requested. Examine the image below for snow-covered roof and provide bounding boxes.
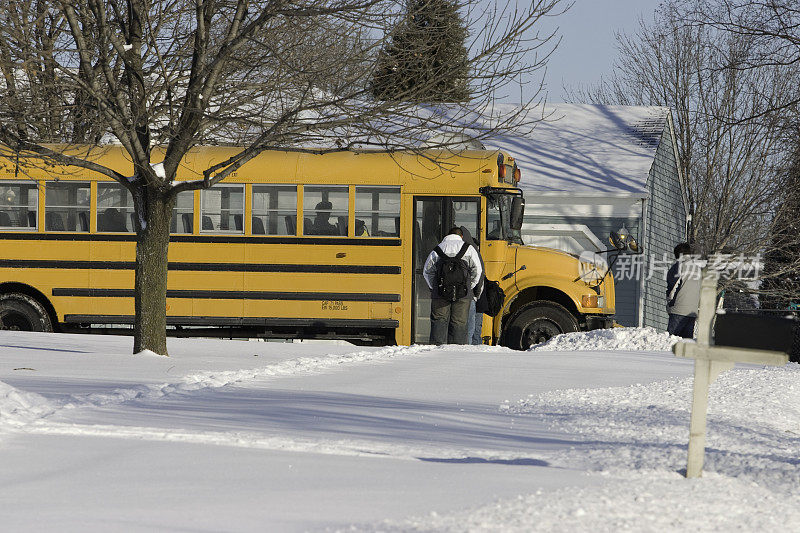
[485,103,672,196]
[84,102,671,199]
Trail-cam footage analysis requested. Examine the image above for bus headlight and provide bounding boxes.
[581,295,605,308]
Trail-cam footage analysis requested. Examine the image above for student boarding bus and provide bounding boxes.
[0,146,615,349]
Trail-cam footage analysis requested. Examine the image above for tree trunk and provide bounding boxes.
[133,187,174,355]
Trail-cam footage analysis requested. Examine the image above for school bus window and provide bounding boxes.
[0,182,37,230]
[201,185,244,233]
[170,191,194,234]
[486,192,513,241]
[45,182,89,232]
[252,185,297,235]
[97,182,135,232]
[303,185,348,236]
[355,186,400,237]
[452,199,479,240]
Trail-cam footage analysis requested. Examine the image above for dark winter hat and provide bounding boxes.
[460,225,476,247]
[674,242,692,258]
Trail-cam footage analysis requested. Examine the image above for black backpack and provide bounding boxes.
[433,243,471,302]
[477,278,506,316]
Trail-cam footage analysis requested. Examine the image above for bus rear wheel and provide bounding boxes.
[503,302,578,351]
[0,293,54,332]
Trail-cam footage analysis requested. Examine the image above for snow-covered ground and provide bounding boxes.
[1,329,798,532]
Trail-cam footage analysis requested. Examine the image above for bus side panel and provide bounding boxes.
[87,241,134,317]
[2,240,92,321]
[240,242,404,334]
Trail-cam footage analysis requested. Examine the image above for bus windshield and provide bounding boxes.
[486,192,523,244]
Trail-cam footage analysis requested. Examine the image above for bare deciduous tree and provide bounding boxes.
[760,131,800,310]
[0,0,106,143]
[691,0,800,120]
[685,1,800,308]
[569,0,790,259]
[0,0,566,355]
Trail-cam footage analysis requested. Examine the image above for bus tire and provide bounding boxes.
[503,302,578,351]
[0,293,54,332]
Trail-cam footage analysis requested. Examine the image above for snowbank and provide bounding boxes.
[379,470,800,532]
[502,364,800,489]
[380,364,800,532]
[531,326,683,352]
[0,381,55,431]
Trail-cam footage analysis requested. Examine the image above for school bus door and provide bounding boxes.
[412,196,480,344]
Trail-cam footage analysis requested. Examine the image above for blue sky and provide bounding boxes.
[530,0,662,102]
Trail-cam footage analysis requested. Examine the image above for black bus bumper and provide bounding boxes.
[584,315,615,331]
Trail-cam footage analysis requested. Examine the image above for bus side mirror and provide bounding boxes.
[510,196,525,231]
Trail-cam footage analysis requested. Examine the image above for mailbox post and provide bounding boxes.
[672,271,789,478]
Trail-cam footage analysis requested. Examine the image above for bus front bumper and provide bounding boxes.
[584,315,615,331]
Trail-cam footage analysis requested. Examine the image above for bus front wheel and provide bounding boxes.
[503,302,578,351]
[0,293,54,332]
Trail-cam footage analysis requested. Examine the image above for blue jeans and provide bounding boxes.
[466,300,484,345]
[668,313,696,338]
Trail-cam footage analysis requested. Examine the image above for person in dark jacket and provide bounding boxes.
[666,242,702,338]
[310,201,339,235]
[461,226,485,344]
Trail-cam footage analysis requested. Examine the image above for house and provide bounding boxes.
[487,104,686,329]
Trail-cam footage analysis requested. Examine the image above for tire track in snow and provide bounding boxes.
[1,344,437,434]
[73,344,436,407]
[25,421,548,464]
[6,343,554,464]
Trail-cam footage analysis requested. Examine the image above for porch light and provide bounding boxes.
[609,224,641,253]
[617,224,630,244]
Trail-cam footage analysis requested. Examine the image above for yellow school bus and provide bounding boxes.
[0,145,615,349]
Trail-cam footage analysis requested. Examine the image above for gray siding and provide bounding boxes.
[642,126,686,330]
[523,214,641,327]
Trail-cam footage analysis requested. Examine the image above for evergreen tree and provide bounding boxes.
[760,136,800,312]
[371,0,470,102]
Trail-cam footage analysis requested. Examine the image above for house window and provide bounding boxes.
[252,185,297,235]
[355,186,400,237]
[45,182,90,232]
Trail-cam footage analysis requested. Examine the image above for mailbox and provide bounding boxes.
[714,312,798,355]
